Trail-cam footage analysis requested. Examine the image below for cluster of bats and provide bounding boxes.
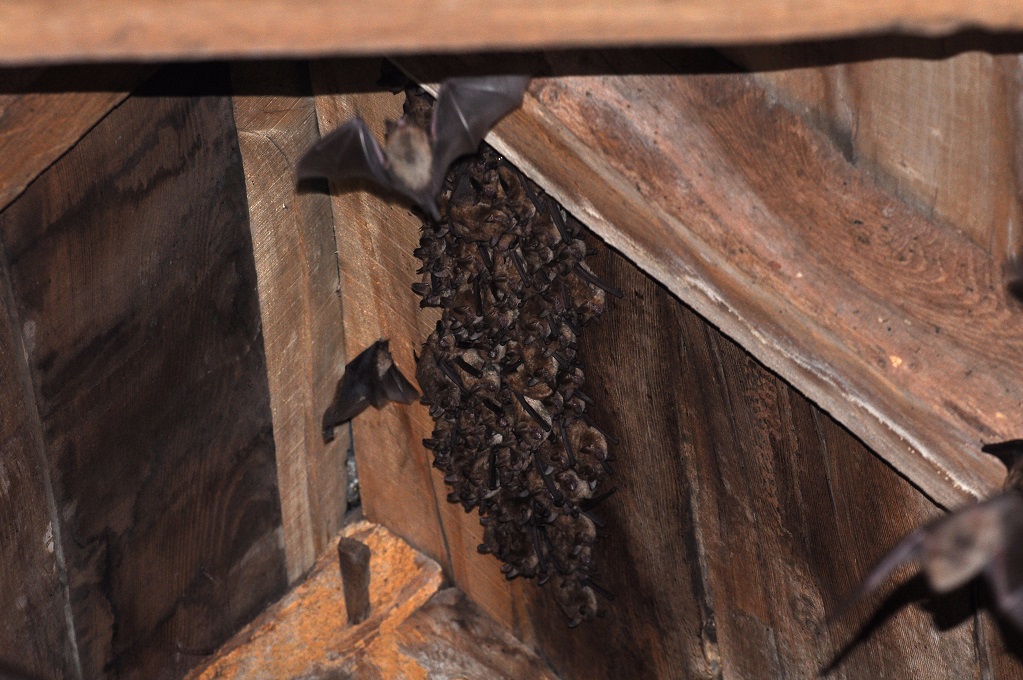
[301,68,1023,640]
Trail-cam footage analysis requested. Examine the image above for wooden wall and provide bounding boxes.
[0,65,290,679]
[313,54,1023,676]
[2,37,1023,678]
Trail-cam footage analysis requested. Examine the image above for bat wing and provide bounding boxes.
[297,117,392,189]
[378,362,420,405]
[322,344,381,441]
[429,75,530,193]
[980,493,1023,631]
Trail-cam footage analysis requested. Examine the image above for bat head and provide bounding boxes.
[384,118,434,194]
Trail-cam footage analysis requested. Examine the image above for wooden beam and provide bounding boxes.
[0,66,146,214]
[0,1,1022,65]
[399,52,1019,510]
[232,62,349,584]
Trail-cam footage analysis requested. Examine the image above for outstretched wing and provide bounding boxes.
[297,117,391,188]
[429,75,530,193]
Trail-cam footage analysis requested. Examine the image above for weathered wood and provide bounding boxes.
[396,588,558,680]
[0,64,288,679]
[0,244,78,678]
[399,51,1018,511]
[187,520,445,679]
[728,37,1023,254]
[0,1,1021,65]
[509,236,1023,678]
[336,537,371,624]
[308,58,525,629]
[231,62,349,584]
[0,66,146,215]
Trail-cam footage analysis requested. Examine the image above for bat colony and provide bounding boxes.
[301,67,1023,642]
[301,72,617,625]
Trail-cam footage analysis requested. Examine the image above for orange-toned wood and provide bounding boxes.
[187,520,555,679]
[0,1,1021,65]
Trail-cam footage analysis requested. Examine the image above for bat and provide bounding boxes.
[322,340,420,442]
[838,440,1023,633]
[296,74,530,221]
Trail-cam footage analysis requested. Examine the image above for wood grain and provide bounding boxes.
[0,240,78,678]
[727,37,1023,255]
[0,66,147,215]
[231,62,349,584]
[0,1,1022,65]
[400,51,1020,510]
[188,520,555,679]
[0,64,288,679]
[510,235,1023,678]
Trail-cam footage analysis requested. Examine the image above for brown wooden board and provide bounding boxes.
[0,64,288,679]
[0,242,78,678]
[0,66,148,216]
[231,62,349,584]
[398,51,1019,512]
[511,233,1023,678]
[727,36,1023,256]
[0,1,1022,65]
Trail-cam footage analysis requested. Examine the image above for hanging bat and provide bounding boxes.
[297,74,530,221]
[322,340,420,442]
[838,440,1023,633]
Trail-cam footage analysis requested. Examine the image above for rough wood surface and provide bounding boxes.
[308,59,529,629]
[0,66,146,215]
[0,242,78,678]
[0,1,1022,65]
[0,65,288,679]
[186,520,552,680]
[232,62,349,584]
[727,37,1023,256]
[398,51,1019,511]
[510,234,1023,678]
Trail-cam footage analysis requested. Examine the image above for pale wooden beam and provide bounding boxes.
[0,0,1021,65]
[232,62,349,583]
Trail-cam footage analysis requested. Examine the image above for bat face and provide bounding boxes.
[296,74,530,222]
[322,340,420,442]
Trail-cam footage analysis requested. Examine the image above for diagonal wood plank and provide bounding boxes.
[398,51,1021,510]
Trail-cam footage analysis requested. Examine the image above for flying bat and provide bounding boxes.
[839,440,1023,632]
[297,74,531,221]
[322,340,420,442]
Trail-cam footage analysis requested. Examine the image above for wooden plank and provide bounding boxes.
[727,37,1023,254]
[0,243,78,678]
[186,519,445,680]
[0,1,1021,65]
[188,520,556,679]
[307,59,525,629]
[0,66,146,214]
[231,62,349,584]
[399,52,1019,510]
[395,588,558,680]
[512,219,1023,677]
[0,64,288,679]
